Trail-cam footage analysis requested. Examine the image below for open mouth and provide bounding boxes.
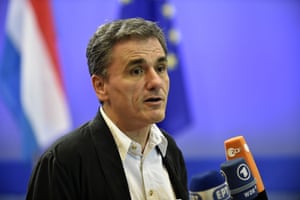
[144,97,162,102]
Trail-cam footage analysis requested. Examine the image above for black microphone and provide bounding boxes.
[189,170,231,200]
[224,136,268,199]
[221,158,258,199]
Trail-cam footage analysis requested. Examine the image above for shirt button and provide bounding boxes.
[149,190,154,196]
[131,145,137,150]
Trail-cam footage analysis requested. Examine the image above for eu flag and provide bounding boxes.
[119,0,191,134]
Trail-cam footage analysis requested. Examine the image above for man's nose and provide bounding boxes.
[145,68,164,90]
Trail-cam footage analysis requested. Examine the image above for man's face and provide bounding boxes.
[94,37,169,131]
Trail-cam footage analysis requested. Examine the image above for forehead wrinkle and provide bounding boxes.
[112,38,165,67]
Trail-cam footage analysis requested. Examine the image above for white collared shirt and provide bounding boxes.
[100,107,176,200]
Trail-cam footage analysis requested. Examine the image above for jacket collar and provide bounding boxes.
[89,109,131,200]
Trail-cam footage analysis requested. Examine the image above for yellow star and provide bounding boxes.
[167,53,178,70]
[120,0,132,4]
[168,28,180,44]
[162,3,175,18]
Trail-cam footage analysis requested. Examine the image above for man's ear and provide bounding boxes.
[91,74,108,102]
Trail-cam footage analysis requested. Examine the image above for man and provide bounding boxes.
[26,18,188,200]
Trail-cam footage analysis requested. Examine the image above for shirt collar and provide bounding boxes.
[100,107,168,161]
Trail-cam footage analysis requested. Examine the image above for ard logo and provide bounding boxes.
[237,163,251,181]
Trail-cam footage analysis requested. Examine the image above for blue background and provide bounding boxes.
[0,0,300,199]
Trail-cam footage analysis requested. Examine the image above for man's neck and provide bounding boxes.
[101,106,152,150]
[124,127,151,152]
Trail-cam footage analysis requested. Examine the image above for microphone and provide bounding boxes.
[224,136,268,199]
[189,170,231,200]
[221,158,258,199]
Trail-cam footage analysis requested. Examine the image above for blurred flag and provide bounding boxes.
[119,0,191,134]
[0,0,71,160]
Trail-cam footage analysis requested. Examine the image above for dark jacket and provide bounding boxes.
[26,110,188,200]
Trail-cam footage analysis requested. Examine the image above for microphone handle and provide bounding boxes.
[254,190,268,200]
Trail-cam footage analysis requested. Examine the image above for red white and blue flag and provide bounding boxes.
[0,0,71,160]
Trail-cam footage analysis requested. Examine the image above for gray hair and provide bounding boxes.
[86,18,167,77]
